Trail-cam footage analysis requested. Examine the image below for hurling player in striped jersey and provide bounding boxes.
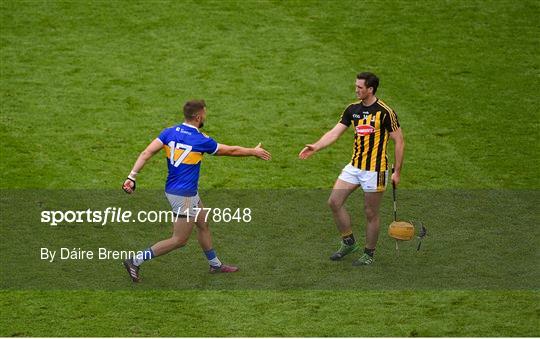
[299,72,405,266]
[122,99,271,282]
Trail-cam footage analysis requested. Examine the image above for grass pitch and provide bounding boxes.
[1,0,539,337]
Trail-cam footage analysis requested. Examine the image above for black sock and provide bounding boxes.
[342,233,356,246]
[364,247,375,257]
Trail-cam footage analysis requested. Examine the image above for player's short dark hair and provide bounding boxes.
[183,99,206,120]
[357,72,379,94]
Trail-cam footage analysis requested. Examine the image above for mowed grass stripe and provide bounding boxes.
[1,1,539,189]
[1,290,538,337]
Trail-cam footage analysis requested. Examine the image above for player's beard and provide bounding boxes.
[199,121,204,128]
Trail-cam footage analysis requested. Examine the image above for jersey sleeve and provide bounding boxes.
[199,136,219,155]
[157,128,170,144]
[382,110,401,132]
[339,104,354,127]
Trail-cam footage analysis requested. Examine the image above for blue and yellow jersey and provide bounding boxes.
[157,123,218,196]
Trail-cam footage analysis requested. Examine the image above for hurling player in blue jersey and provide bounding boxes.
[122,99,271,282]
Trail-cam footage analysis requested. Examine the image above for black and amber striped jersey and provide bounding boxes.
[339,99,400,171]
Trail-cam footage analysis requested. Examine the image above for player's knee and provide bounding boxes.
[364,207,379,221]
[171,236,187,249]
[328,197,342,211]
[196,222,209,231]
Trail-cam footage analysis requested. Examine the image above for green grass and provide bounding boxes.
[1,0,539,190]
[1,0,539,336]
[1,290,538,337]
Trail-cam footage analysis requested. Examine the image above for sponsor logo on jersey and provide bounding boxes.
[356,124,375,135]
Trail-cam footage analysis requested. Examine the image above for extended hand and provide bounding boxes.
[253,143,271,160]
[298,144,317,159]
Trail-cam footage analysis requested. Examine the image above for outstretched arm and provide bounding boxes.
[298,123,348,159]
[216,142,271,160]
[122,138,163,193]
[389,127,405,186]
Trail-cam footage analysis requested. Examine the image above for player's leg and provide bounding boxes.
[364,191,384,249]
[123,216,194,282]
[328,179,358,234]
[194,201,212,251]
[141,194,198,259]
[123,193,196,282]
[194,200,238,273]
[328,173,361,260]
[353,170,386,266]
[150,217,194,256]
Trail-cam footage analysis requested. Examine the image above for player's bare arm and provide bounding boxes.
[298,123,348,159]
[216,142,271,160]
[389,127,405,186]
[122,138,163,194]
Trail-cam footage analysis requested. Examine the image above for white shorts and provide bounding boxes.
[338,164,388,193]
[165,193,201,218]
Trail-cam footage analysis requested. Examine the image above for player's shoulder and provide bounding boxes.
[161,125,177,132]
[377,99,396,114]
[158,125,177,139]
[345,100,363,109]
[190,128,216,144]
[342,100,363,115]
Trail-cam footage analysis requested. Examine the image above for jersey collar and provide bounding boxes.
[182,122,199,132]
